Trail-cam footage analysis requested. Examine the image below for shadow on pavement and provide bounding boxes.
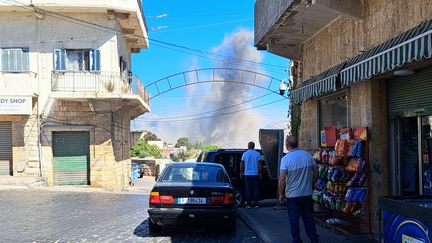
[133,218,236,241]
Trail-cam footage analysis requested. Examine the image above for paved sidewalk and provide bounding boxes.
[237,203,378,243]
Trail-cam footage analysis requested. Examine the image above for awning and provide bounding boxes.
[291,62,345,104]
[341,19,432,87]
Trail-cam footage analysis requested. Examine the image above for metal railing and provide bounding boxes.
[51,71,150,106]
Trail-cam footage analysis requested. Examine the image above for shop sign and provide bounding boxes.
[0,96,32,115]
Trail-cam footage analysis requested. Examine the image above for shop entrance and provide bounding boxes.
[52,131,90,186]
[392,116,432,196]
[0,122,12,176]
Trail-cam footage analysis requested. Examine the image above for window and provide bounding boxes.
[54,49,100,72]
[319,94,348,131]
[1,48,29,72]
[162,165,228,183]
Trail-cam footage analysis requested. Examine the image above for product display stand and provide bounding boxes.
[312,127,371,234]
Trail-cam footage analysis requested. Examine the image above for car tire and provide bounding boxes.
[148,218,161,233]
[235,190,245,207]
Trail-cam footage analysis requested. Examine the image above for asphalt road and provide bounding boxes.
[0,180,262,243]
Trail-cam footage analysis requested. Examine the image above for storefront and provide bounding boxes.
[388,66,432,197]
[290,18,432,236]
[0,95,34,177]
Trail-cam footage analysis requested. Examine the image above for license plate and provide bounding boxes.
[177,197,207,204]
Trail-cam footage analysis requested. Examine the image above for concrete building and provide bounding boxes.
[0,0,150,190]
[255,0,432,237]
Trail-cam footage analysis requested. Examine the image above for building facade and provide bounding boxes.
[255,0,432,236]
[0,0,150,190]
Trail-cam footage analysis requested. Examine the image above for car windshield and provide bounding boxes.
[161,165,228,183]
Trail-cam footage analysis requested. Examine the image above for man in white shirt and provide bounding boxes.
[240,141,262,208]
[279,135,319,243]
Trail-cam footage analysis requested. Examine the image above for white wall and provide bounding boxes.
[0,12,133,113]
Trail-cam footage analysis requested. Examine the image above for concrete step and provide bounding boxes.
[0,176,47,187]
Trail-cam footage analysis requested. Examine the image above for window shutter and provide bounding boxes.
[54,49,66,71]
[22,48,29,71]
[90,49,100,72]
[1,49,7,71]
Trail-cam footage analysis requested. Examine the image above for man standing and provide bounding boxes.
[240,141,262,208]
[279,135,319,243]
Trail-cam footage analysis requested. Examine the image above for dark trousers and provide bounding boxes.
[244,175,259,205]
[286,196,319,243]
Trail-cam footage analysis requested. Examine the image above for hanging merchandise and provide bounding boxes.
[312,127,371,234]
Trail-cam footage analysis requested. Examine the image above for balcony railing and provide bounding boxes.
[51,71,150,106]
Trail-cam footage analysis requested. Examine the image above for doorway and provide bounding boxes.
[391,116,432,196]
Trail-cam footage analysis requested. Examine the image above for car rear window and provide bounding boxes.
[162,165,228,183]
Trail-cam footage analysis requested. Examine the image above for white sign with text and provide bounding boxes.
[0,96,32,115]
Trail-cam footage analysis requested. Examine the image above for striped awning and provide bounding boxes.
[341,19,432,87]
[291,62,345,104]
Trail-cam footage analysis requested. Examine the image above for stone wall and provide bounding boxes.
[300,0,432,79]
[40,100,132,190]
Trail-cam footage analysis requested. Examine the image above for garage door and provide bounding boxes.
[0,122,12,176]
[53,131,90,185]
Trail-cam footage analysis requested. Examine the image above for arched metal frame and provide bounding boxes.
[144,68,289,102]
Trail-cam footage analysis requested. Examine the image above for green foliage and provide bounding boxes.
[175,137,190,149]
[131,139,162,158]
[202,145,220,151]
[143,131,161,142]
[177,150,190,162]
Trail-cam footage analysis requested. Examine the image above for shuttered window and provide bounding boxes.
[1,48,29,72]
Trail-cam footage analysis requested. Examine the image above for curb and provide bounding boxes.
[237,209,273,243]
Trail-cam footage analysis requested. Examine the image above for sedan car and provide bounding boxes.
[147,162,237,233]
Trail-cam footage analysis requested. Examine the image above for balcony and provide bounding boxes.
[254,0,363,60]
[51,71,150,115]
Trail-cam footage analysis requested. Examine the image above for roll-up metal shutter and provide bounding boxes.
[388,67,432,119]
[0,122,12,176]
[53,131,90,185]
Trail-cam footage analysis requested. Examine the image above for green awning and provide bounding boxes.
[341,19,432,87]
[291,63,345,104]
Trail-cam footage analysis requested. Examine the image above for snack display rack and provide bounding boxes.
[312,126,371,234]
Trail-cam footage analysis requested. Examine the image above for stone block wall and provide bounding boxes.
[40,100,132,190]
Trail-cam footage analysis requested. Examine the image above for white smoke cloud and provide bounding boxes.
[135,28,280,148]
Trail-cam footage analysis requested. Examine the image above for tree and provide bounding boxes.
[203,145,220,151]
[175,137,190,148]
[131,139,162,158]
[143,131,161,142]
[177,150,190,161]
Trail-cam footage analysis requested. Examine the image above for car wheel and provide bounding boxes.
[235,190,245,207]
[148,218,161,233]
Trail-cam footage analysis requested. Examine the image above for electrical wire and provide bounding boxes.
[142,93,273,121]
[135,97,287,123]
[150,17,253,33]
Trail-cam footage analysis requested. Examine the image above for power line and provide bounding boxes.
[1,0,288,72]
[135,97,287,123]
[150,17,253,33]
[142,93,273,121]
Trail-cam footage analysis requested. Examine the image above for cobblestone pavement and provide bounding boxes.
[0,189,262,243]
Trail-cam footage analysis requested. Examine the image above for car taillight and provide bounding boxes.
[223,193,234,205]
[150,192,160,204]
[211,193,234,205]
[211,196,224,205]
[160,195,174,204]
[150,192,174,205]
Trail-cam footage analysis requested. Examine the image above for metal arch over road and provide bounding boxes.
[144,68,289,102]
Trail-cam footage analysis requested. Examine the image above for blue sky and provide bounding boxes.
[132,0,290,147]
